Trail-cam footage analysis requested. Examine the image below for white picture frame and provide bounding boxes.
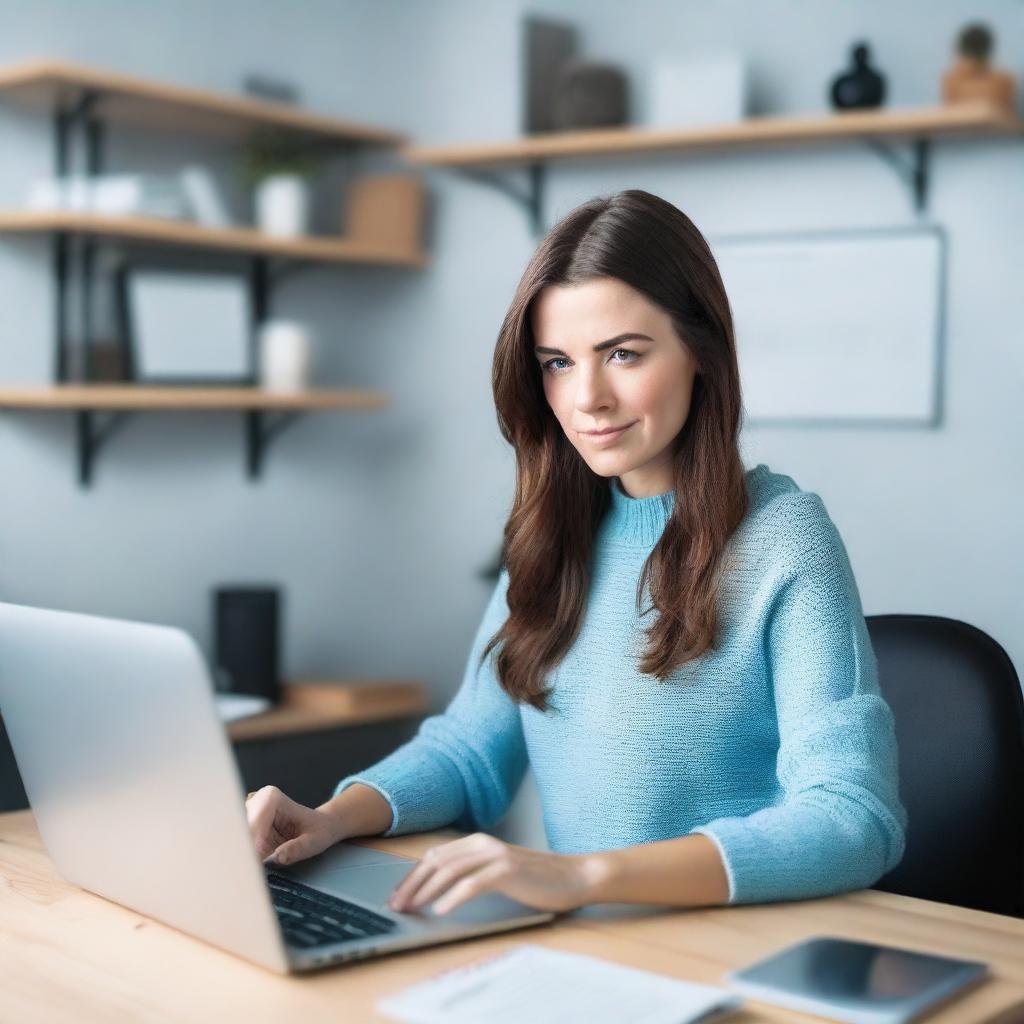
[119,267,253,384]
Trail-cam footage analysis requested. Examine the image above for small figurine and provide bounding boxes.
[942,23,1016,111]
[829,42,886,110]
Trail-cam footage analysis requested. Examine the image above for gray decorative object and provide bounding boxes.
[242,73,300,105]
[180,165,231,227]
[551,59,630,130]
[523,15,578,133]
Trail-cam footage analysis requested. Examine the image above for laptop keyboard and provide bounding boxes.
[266,870,399,949]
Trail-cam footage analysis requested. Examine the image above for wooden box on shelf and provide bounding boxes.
[344,173,425,256]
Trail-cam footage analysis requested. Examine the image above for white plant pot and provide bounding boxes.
[259,320,311,393]
[254,174,309,237]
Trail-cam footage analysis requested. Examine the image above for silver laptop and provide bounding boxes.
[0,601,554,974]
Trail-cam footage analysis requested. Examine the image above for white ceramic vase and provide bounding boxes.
[254,174,309,237]
[259,320,311,393]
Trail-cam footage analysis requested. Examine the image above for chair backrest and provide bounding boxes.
[867,614,1024,917]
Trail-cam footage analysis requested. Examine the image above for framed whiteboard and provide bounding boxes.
[709,227,946,425]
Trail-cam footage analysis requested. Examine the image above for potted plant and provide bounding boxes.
[240,129,322,238]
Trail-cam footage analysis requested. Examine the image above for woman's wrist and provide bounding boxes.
[570,834,730,908]
[575,850,617,904]
[316,782,394,842]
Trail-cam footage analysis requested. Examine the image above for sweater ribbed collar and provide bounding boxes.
[602,476,676,547]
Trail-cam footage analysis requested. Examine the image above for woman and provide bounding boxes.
[247,189,906,919]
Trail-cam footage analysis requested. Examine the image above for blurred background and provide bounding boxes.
[0,0,1021,847]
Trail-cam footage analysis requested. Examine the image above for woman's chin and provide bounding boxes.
[583,456,634,478]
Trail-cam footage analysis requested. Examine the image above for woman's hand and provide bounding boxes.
[245,785,344,866]
[387,832,598,916]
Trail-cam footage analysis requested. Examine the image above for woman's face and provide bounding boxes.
[531,277,698,498]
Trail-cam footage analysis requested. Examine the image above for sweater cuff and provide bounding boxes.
[691,817,776,905]
[692,814,823,905]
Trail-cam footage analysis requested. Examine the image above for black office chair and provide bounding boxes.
[868,614,1024,917]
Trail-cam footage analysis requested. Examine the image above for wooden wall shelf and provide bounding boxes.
[227,680,428,742]
[0,210,427,268]
[401,101,1024,233]
[0,385,390,484]
[0,57,426,485]
[0,385,389,410]
[0,58,406,146]
[403,102,1023,167]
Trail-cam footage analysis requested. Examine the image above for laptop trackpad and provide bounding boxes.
[311,862,414,909]
[311,863,543,926]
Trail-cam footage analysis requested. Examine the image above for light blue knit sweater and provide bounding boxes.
[334,464,907,905]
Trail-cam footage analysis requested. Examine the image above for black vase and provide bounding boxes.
[829,42,886,110]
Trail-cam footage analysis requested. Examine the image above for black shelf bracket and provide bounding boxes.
[245,409,303,480]
[54,88,103,385]
[53,230,70,382]
[72,408,306,487]
[249,254,310,327]
[450,162,548,237]
[862,136,932,215]
[55,88,101,172]
[76,409,132,487]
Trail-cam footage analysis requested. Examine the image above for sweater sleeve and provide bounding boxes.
[691,494,907,904]
[331,569,528,837]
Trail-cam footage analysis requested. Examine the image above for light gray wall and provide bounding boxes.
[1,1,1021,848]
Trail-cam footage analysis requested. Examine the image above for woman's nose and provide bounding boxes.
[573,368,613,413]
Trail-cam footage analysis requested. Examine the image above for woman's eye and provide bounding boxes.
[542,357,569,373]
[541,349,638,374]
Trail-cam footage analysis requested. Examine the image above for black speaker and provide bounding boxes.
[213,586,282,703]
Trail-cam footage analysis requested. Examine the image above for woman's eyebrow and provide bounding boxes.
[534,332,656,356]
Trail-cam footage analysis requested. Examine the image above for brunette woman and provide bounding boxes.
[247,189,906,918]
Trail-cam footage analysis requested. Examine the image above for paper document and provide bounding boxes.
[377,943,740,1024]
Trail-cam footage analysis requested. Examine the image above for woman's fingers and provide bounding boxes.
[388,837,483,908]
[396,851,493,911]
[274,832,316,866]
[389,834,507,912]
[246,789,340,868]
[246,790,277,856]
[433,861,511,915]
[388,844,447,909]
[246,786,295,859]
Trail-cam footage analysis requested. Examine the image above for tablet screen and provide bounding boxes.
[729,937,987,1023]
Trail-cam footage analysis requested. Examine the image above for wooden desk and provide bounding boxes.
[3,811,1023,1023]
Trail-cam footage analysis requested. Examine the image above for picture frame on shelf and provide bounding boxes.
[115,264,254,385]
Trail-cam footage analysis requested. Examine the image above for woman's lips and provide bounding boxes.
[582,422,634,445]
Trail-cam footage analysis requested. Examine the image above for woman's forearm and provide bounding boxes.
[315,787,730,910]
[579,833,730,907]
[317,782,394,840]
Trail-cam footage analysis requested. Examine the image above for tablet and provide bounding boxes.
[727,936,988,1024]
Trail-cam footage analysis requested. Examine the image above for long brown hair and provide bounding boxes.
[483,189,748,711]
